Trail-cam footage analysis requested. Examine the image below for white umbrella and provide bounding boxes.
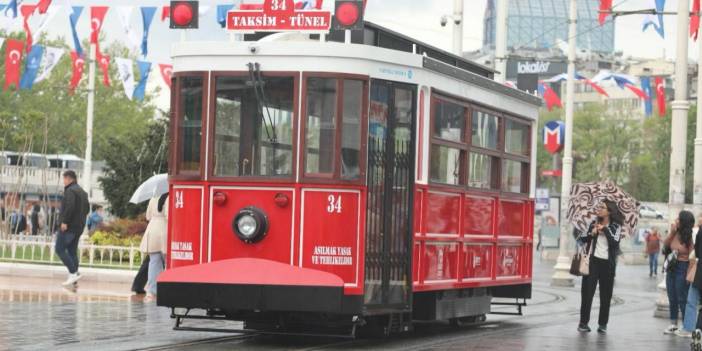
[129,174,169,204]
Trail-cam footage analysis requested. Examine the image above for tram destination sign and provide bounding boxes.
[227,0,332,33]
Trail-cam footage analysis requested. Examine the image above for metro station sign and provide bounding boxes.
[227,0,332,32]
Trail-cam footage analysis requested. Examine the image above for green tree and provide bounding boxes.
[99,119,169,218]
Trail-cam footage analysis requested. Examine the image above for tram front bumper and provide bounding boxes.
[157,258,356,314]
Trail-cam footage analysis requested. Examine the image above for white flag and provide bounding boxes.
[117,6,141,51]
[34,46,64,83]
[32,5,62,39]
[116,57,135,100]
[0,38,4,50]
[199,5,211,16]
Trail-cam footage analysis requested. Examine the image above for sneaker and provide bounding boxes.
[61,272,82,286]
[597,325,607,334]
[664,325,679,335]
[578,324,591,332]
[675,329,692,338]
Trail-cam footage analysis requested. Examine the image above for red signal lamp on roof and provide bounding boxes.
[170,1,199,29]
[334,0,364,31]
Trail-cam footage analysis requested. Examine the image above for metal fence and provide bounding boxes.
[0,234,142,270]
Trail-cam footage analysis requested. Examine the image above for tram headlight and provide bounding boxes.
[232,207,268,244]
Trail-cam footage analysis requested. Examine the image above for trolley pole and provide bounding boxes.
[452,0,463,56]
[83,42,96,201]
[694,34,702,209]
[551,0,576,288]
[669,0,690,219]
[494,0,508,83]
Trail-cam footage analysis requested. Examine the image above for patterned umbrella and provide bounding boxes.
[566,181,639,237]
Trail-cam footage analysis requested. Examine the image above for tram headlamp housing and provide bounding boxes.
[232,207,268,244]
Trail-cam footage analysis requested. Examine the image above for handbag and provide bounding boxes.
[570,241,592,276]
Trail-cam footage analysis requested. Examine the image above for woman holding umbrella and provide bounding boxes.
[577,200,624,334]
[662,210,695,335]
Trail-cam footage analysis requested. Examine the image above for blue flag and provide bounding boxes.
[20,45,44,90]
[69,6,84,56]
[0,4,6,13]
[217,5,234,28]
[641,76,653,117]
[656,0,666,37]
[140,7,156,57]
[4,0,18,18]
[133,60,152,101]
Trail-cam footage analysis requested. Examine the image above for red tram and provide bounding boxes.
[157,22,541,336]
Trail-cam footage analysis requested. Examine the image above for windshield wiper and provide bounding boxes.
[247,63,278,144]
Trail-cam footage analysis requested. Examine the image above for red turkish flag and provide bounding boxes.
[69,51,85,94]
[97,51,111,87]
[21,4,37,52]
[158,64,173,88]
[37,0,52,14]
[161,6,170,21]
[655,77,666,117]
[692,0,701,40]
[90,6,109,45]
[4,39,24,91]
[598,0,612,25]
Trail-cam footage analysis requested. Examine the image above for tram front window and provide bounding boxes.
[213,76,294,177]
[179,76,203,173]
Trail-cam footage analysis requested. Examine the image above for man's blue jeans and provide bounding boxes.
[649,253,659,275]
[55,232,81,274]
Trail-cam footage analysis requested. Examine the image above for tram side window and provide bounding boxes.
[505,119,530,156]
[471,111,499,150]
[430,98,467,185]
[502,159,527,193]
[213,76,294,177]
[468,153,499,189]
[305,77,365,180]
[178,76,203,173]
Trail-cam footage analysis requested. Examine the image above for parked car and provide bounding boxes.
[639,205,664,219]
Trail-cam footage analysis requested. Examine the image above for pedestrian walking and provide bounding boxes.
[646,228,661,277]
[30,204,40,235]
[663,210,695,335]
[86,204,104,234]
[131,255,150,295]
[577,200,624,334]
[56,170,90,287]
[680,214,702,337]
[139,193,168,302]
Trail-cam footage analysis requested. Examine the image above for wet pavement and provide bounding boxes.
[0,260,692,351]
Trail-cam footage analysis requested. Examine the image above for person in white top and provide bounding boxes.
[577,200,623,334]
[140,193,169,301]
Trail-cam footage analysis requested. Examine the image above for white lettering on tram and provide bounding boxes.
[171,241,194,261]
[233,15,278,27]
[311,245,353,265]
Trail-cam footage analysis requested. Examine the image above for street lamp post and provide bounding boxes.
[670,0,690,219]
[494,0,509,83]
[694,33,702,209]
[452,0,463,56]
[551,0,577,287]
[82,42,96,202]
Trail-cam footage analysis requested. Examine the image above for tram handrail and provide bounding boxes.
[0,237,142,270]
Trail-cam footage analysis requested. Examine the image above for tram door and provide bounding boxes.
[364,80,416,310]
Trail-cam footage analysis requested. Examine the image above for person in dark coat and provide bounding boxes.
[30,204,40,235]
[56,170,90,287]
[131,255,150,294]
[577,200,624,334]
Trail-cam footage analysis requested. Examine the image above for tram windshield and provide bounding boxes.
[213,75,295,177]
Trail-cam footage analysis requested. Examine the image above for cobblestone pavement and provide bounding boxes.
[0,260,692,351]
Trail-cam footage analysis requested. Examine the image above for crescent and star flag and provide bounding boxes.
[97,50,110,87]
[37,0,51,14]
[538,82,562,111]
[90,6,109,45]
[4,39,24,91]
[158,64,173,88]
[543,120,565,155]
[4,0,19,18]
[693,0,701,40]
[69,6,83,56]
[69,51,85,94]
[115,57,135,100]
[133,60,152,101]
[161,6,170,21]
[217,4,235,28]
[598,0,612,25]
[20,4,36,52]
[640,76,653,117]
[140,7,156,57]
[655,76,666,117]
[34,46,63,83]
[19,44,44,90]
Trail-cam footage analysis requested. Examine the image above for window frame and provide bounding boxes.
[171,71,208,181]
[300,72,369,185]
[206,71,300,183]
[428,89,532,197]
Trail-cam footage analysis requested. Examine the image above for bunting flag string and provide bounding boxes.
[37,0,51,14]
[117,6,140,51]
[640,76,653,117]
[90,6,109,54]
[655,76,666,117]
[69,6,83,56]
[34,46,63,83]
[115,57,135,100]
[4,0,19,19]
[20,4,36,52]
[216,5,234,28]
[692,0,701,40]
[69,51,85,94]
[19,44,43,90]
[97,50,111,87]
[161,6,170,21]
[133,60,152,101]
[4,38,24,91]
[598,0,612,25]
[538,82,562,111]
[140,7,156,57]
[158,63,173,88]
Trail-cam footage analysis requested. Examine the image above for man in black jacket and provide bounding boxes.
[56,170,90,286]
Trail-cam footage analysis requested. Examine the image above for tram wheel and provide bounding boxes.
[449,314,486,327]
[357,316,390,339]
